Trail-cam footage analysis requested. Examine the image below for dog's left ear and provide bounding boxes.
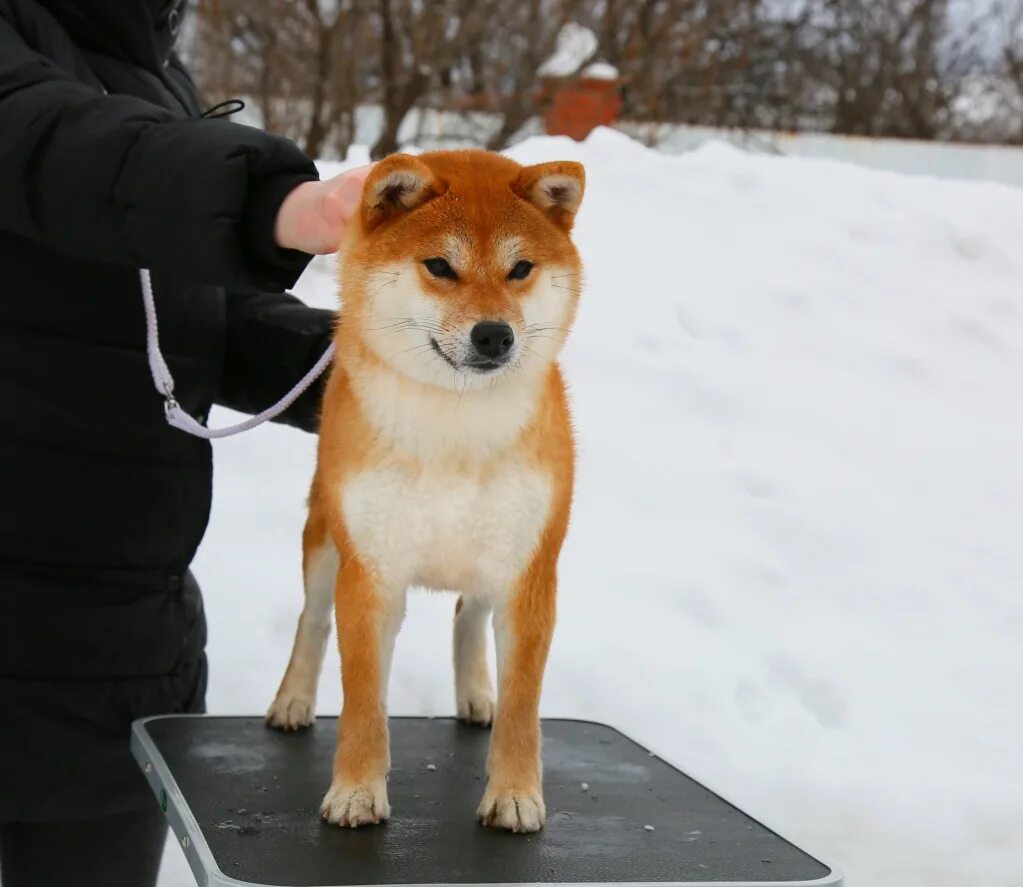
[362,154,445,232]
[513,161,585,231]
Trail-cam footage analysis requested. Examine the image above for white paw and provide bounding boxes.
[457,685,495,726]
[265,693,315,730]
[477,788,546,833]
[320,779,390,828]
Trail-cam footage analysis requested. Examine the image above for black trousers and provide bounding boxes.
[0,804,167,887]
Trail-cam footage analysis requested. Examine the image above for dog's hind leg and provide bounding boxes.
[454,595,495,726]
[266,497,337,730]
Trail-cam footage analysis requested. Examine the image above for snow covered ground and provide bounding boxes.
[158,130,1023,887]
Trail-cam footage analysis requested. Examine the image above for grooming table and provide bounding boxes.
[132,716,840,887]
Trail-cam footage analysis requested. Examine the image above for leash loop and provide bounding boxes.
[140,268,334,440]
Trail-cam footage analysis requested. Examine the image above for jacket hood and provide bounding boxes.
[38,0,185,69]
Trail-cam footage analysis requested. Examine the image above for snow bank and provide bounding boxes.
[161,129,1023,886]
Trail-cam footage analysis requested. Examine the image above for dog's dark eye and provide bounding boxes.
[507,260,534,281]
[423,257,457,280]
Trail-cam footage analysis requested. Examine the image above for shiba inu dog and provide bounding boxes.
[266,149,585,833]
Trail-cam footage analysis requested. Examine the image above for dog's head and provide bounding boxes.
[340,150,584,391]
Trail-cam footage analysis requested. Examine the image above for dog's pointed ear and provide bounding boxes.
[362,154,444,231]
[513,161,585,231]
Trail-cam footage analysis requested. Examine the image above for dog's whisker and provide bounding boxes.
[369,316,452,336]
[372,279,398,297]
[519,344,542,365]
[455,371,470,410]
[365,320,418,332]
[385,341,435,362]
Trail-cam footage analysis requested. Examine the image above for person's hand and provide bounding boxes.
[274,164,373,254]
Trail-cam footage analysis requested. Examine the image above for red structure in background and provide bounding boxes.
[543,75,622,141]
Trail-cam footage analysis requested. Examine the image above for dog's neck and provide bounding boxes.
[342,343,547,464]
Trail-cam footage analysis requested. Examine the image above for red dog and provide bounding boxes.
[268,150,585,833]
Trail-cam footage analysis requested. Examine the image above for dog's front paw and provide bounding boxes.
[477,787,546,833]
[321,779,390,828]
[265,693,315,730]
[457,686,495,726]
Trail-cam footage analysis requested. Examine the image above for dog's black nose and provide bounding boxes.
[470,322,515,360]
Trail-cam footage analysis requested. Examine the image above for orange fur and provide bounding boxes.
[267,149,584,833]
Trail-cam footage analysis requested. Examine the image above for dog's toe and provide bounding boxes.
[457,688,495,727]
[321,780,390,828]
[265,694,315,731]
[477,788,545,833]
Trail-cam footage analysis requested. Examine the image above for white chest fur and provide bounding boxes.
[341,460,552,596]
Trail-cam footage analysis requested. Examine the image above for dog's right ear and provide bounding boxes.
[361,154,444,232]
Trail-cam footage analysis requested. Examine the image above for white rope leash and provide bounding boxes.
[140,268,335,439]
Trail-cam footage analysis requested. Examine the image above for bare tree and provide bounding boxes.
[461,0,769,148]
[191,0,369,158]
[999,0,1023,140]
[370,0,497,158]
[476,0,584,150]
[186,0,1023,154]
[594,0,762,127]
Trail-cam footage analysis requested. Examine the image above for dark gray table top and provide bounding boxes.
[134,716,837,886]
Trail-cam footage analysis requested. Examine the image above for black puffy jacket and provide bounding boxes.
[0,0,332,822]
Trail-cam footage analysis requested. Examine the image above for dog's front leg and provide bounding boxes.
[478,565,556,833]
[320,550,402,828]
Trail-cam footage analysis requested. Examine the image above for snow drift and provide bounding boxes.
[160,129,1023,886]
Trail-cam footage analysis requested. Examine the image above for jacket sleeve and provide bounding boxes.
[218,290,336,433]
[0,17,318,290]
